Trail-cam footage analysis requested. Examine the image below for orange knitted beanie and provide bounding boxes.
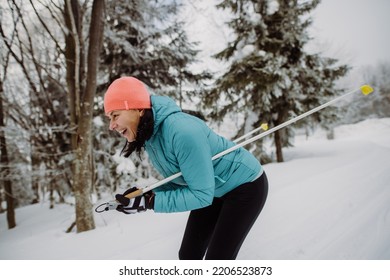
[104,76,151,114]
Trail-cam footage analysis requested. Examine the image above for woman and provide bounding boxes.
[104,76,268,260]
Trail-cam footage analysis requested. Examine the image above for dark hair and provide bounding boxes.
[120,109,154,158]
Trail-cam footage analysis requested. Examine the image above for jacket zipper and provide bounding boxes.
[146,142,167,177]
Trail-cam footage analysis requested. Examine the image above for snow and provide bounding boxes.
[1,118,390,260]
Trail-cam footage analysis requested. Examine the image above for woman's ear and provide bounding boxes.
[139,109,145,117]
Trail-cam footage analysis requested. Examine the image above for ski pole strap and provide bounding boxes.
[95,200,120,213]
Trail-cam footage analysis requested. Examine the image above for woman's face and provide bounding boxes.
[107,109,144,142]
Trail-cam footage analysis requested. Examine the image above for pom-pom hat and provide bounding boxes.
[104,76,151,114]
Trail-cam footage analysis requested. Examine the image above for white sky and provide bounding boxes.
[309,0,390,67]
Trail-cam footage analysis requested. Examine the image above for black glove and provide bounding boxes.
[115,187,155,214]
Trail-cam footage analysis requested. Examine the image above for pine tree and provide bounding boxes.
[101,0,210,101]
[205,0,349,162]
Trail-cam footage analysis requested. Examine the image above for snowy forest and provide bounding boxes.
[0,0,390,258]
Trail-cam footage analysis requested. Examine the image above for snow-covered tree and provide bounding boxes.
[0,71,15,228]
[0,0,73,224]
[100,0,210,99]
[1,0,105,233]
[205,0,349,162]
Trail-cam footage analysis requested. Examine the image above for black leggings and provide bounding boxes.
[178,172,268,260]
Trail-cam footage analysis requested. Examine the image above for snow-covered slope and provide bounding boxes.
[1,118,390,260]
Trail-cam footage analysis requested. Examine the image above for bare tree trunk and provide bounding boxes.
[64,0,81,152]
[274,130,284,163]
[274,106,289,163]
[0,79,16,229]
[30,150,40,204]
[65,0,105,233]
[0,189,4,213]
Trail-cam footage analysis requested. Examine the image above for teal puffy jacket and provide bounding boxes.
[145,96,263,213]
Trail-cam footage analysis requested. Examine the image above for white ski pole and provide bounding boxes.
[95,84,373,212]
[234,123,269,143]
[224,84,374,155]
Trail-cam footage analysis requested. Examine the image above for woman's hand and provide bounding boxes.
[115,187,154,214]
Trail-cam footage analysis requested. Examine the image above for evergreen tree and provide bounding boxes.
[100,0,210,101]
[205,0,348,162]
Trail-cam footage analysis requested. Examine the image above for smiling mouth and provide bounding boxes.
[118,129,127,136]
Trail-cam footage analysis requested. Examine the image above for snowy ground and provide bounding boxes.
[1,118,390,260]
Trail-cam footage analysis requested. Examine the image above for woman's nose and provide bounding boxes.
[109,119,117,130]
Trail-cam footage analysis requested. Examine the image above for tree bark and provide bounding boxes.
[0,79,16,229]
[274,130,284,163]
[65,0,105,233]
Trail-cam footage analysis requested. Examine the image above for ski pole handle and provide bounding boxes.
[95,188,145,212]
[124,188,143,199]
